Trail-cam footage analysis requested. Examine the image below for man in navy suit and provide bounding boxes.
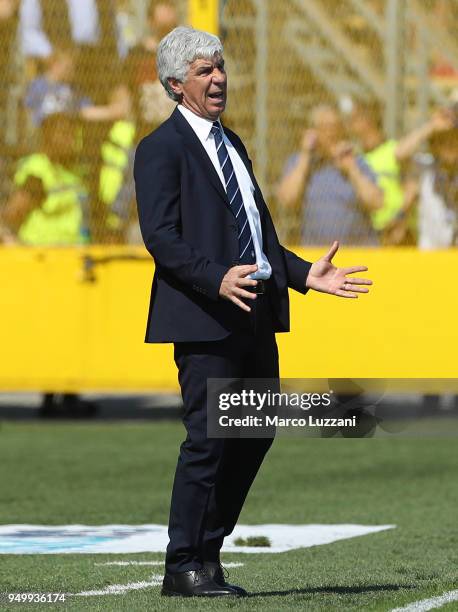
[134,26,372,598]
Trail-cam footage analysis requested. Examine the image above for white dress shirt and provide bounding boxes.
[178,105,271,280]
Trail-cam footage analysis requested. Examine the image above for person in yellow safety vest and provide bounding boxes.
[1,113,86,245]
[349,102,456,245]
[99,119,136,231]
[0,112,95,418]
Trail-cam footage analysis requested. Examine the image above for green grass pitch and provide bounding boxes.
[0,421,457,611]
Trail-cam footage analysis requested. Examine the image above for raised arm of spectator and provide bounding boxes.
[394,108,455,162]
[332,142,383,212]
[276,129,316,208]
[80,84,131,122]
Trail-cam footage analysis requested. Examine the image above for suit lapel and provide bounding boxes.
[171,108,265,218]
[171,108,230,207]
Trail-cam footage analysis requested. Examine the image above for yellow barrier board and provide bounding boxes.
[1,246,457,392]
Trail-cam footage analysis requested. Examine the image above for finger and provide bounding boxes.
[324,240,339,262]
[231,295,251,312]
[237,277,258,287]
[345,277,372,285]
[236,264,258,276]
[343,265,368,274]
[235,288,257,300]
[335,290,358,299]
[343,284,369,293]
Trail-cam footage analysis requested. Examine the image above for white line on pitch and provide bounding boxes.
[95,561,164,566]
[95,561,245,568]
[74,575,163,596]
[391,589,458,612]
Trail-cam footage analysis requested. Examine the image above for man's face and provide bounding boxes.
[52,53,75,82]
[314,109,344,153]
[349,110,370,141]
[170,55,227,121]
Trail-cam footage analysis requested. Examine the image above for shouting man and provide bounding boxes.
[134,26,372,598]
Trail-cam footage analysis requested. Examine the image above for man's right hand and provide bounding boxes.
[219,264,258,312]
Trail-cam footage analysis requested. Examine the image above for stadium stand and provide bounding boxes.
[0,0,456,246]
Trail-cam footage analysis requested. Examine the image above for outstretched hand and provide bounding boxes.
[305,241,372,298]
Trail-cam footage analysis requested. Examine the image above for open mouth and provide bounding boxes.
[208,92,225,100]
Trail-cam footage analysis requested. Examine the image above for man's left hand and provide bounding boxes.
[305,241,372,298]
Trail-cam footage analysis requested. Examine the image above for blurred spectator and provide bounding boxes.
[417,127,458,248]
[79,41,175,243]
[141,0,178,53]
[97,114,136,240]
[124,45,174,139]
[430,0,458,80]
[133,1,178,135]
[20,0,98,57]
[80,79,131,123]
[20,0,124,59]
[115,0,137,58]
[350,103,456,244]
[349,102,405,240]
[0,113,86,244]
[24,46,90,127]
[110,147,141,244]
[0,0,20,143]
[277,105,382,246]
[77,59,136,242]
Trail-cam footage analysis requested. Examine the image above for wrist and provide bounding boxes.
[305,269,313,289]
[298,150,311,166]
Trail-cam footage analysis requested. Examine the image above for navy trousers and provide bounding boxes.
[165,296,279,573]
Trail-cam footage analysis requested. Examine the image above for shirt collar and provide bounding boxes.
[178,104,222,142]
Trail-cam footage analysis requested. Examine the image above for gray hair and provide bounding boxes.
[157,26,223,101]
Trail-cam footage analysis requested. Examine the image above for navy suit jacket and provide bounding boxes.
[134,107,312,343]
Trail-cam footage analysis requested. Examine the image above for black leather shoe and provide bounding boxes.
[161,569,237,597]
[204,561,247,597]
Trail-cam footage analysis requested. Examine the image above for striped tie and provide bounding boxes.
[211,122,256,264]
